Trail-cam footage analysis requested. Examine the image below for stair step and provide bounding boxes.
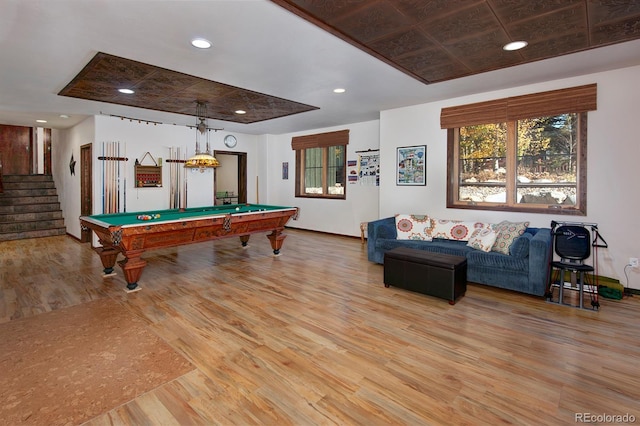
[2,181,56,190]
[2,174,54,183]
[0,218,65,233]
[0,195,60,206]
[0,203,61,214]
[0,211,63,222]
[1,188,58,197]
[0,227,67,242]
[0,175,66,241]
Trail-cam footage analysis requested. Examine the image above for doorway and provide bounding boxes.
[214,150,247,205]
[80,143,93,243]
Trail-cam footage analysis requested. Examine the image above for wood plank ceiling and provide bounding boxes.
[272,0,640,84]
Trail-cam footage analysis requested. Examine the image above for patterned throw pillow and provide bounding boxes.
[431,219,490,241]
[491,220,530,254]
[466,227,499,252]
[395,214,434,241]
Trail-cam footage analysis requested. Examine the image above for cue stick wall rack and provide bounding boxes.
[135,152,162,188]
[99,141,128,214]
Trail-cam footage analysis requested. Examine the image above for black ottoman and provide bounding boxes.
[384,247,467,304]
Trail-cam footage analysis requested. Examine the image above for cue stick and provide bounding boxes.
[112,141,115,212]
[107,142,112,213]
[107,142,111,213]
[112,142,115,211]
[256,176,259,203]
[104,142,111,213]
[170,147,175,208]
[184,148,188,209]
[117,141,120,212]
[123,142,127,212]
[109,142,114,213]
[101,141,103,213]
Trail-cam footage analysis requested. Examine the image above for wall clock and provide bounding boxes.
[224,134,237,148]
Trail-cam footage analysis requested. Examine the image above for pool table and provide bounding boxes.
[80,203,299,292]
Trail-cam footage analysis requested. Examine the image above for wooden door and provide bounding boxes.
[43,128,52,175]
[80,144,93,243]
[0,124,32,175]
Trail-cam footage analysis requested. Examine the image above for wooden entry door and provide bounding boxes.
[0,125,32,175]
[80,144,93,243]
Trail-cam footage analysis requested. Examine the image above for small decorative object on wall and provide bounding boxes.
[69,153,76,176]
[356,149,379,186]
[224,134,237,148]
[282,162,288,180]
[135,151,162,188]
[397,145,426,186]
[347,160,358,184]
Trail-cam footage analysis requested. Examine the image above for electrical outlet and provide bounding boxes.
[630,258,639,268]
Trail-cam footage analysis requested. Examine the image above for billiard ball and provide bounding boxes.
[235,207,240,211]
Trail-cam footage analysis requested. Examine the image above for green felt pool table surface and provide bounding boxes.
[84,204,293,227]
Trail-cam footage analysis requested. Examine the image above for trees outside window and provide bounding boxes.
[292,130,348,199]
[453,113,584,213]
[441,84,595,215]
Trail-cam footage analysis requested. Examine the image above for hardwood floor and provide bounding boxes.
[1,230,639,425]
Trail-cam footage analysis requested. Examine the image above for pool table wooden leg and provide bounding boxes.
[94,246,119,276]
[240,235,250,247]
[117,250,147,292]
[266,229,286,255]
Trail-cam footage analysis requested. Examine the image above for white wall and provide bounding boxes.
[379,65,640,289]
[54,116,260,239]
[52,116,95,238]
[92,116,261,212]
[265,120,381,237]
[51,66,639,288]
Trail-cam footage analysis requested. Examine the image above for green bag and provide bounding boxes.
[598,285,623,300]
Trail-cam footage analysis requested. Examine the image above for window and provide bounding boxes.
[292,130,348,199]
[441,84,596,215]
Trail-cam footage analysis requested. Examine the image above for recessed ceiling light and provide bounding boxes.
[59,114,70,119]
[333,88,346,93]
[191,38,212,49]
[503,41,528,51]
[235,110,246,115]
[36,119,47,123]
[118,88,135,94]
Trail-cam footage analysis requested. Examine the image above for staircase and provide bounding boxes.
[0,175,66,241]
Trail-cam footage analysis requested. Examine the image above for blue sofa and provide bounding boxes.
[367,217,552,296]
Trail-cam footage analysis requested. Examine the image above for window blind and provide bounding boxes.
[440,84,597,129]
[291,129,349,150]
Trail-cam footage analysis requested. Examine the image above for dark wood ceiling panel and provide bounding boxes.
[368,29,436,59]
[59,52,318,124]
[420,3,504,46]
[332,1,414,43]
[504,4,586,45]
[393,0,482,25]
[271,0,640,84]
[488,0,583,25]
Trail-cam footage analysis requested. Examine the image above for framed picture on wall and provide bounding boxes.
[282,162,288,180]
[396,145,426,186]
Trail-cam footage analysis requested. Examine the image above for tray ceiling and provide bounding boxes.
[271,0,640,84]
[58,52,319,124]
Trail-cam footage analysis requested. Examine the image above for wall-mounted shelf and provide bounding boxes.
[135,152,162,188]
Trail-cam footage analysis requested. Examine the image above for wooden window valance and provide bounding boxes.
[440,84,597,129]
[291,129,349,150]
